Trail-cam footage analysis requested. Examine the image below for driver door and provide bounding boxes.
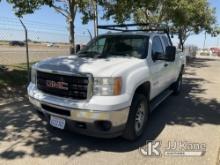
[149,36,168,98]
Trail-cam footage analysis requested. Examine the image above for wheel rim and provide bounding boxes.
[135,102,145,134]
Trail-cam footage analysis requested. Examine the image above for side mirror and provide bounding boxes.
[165,46,176,61]
[76,44,81,53]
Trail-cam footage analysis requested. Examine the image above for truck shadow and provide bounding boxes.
[187,57,220,68]
[0,60,220,159]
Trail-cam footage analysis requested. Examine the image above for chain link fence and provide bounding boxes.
[0,17,90,65]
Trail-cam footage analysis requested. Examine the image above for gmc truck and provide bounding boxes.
[28,24,186,140]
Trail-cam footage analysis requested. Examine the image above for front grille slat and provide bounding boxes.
[37,71,89,100]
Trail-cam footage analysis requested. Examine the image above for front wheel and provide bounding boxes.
[172,71,183,95]
[122,94,149,141]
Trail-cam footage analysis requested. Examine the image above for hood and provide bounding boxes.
[36,55,143,77]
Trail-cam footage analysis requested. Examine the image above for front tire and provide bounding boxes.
[122,94,149,141]
[172,70,183,95]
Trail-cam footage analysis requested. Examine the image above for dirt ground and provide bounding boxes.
[0,45,69,65]
[0,58,220,165]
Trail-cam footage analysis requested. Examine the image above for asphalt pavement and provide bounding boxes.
[0,58,220,165]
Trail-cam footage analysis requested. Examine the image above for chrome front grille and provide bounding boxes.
[37,71,91,100]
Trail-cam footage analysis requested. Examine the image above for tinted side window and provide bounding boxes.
[151,36,164,60]
[162,36,170,48]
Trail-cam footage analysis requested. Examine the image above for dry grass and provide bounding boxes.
[0,63,36,99]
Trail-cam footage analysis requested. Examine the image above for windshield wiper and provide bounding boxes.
[107,52,129,57]
[78,51,103,58]
[79,51,99,54]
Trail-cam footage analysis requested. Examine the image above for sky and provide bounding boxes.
[0,0,220,47]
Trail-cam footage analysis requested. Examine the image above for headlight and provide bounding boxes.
[31,67,37,84]
[93,77,122,96]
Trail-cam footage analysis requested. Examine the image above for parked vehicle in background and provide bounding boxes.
[47,43,55,47]
[28,24,186,140]
[9,41,25,47]
[210,47,220,57]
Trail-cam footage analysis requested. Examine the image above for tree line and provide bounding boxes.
[1,0,219,53]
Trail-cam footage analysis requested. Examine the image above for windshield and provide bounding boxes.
[78,35,149,59]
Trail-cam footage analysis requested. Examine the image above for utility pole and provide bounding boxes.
[203,31,207,50]
[92,0,98,37]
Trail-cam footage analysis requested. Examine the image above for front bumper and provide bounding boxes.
[28,84,130,138]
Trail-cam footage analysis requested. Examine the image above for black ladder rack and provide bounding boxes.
[97,23,173,45]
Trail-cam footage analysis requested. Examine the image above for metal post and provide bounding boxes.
[19,18,30,83]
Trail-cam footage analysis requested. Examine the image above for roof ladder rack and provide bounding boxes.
[97,23,173,45]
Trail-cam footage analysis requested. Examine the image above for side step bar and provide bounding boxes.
[150,89,173,112]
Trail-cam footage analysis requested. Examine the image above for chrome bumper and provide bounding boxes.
[29,96,129,127]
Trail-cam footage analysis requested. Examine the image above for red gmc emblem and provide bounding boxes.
[46,80,68,90]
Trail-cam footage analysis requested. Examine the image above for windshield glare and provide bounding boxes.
[78,35,149,59]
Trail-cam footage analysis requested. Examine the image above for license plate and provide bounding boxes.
[50,116,65,129]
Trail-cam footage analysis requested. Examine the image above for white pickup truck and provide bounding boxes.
[28,25,185,140]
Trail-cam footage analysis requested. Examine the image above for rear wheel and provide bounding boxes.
[122,94,149,141]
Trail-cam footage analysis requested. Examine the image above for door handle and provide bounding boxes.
[164,63,168,67]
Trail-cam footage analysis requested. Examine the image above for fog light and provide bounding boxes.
[95,121,112,131]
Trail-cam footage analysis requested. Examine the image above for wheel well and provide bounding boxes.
[135,82,150,100]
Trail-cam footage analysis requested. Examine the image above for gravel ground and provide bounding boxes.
[0,58,220,165]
